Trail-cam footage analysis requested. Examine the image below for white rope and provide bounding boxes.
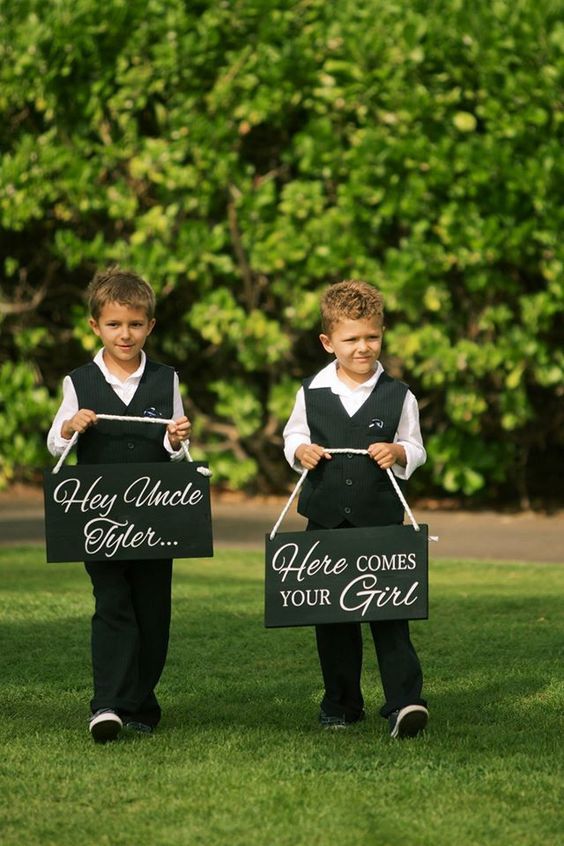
[269,467,309,540]
[383,467,420,533]
[51,413,212,477]
[269,447,421,540]
[53,432,79,474]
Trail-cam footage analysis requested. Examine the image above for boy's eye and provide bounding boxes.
[343,336,380,342]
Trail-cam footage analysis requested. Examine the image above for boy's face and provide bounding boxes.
[320,315,384,385]
[89,301,155,374]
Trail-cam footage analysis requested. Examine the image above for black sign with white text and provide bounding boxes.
[43,463,213,562]
[265,524,428,627]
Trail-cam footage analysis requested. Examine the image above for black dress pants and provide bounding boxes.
[315,617,425,721]
[308,520,426,721]
[85,558,172,725]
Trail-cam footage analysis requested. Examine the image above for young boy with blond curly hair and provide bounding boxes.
[283,279,428,738]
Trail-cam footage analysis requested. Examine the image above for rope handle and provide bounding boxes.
[269,447,431,540]
[51,413,212,477]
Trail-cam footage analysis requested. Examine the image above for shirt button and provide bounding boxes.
[345,479,353,486]
[128,442,135,450]
[344,507,352,515]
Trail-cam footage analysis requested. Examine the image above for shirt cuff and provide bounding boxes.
[164,432,185,460]
[48,432,75,456]
[284,435,309,472]
[169,449,185,462]
[392,442,418,481]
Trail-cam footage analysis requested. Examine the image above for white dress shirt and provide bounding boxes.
[283,360,426,479]
[47,349,185,458]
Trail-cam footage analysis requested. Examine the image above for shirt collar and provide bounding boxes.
[94,348,146,385]
[309,359,383,395]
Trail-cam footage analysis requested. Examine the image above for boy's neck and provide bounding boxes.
[101,349,143,381]
[335,362,376,389]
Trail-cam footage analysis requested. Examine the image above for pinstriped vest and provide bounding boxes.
[70,359,174,465]
[297,371,408,528]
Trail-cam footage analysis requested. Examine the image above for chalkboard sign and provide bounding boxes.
[265,524,428,628]
[43,462,213,562]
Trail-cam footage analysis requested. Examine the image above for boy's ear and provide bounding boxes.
[319,333,334,354]
[88,317,101,336]
[147,318,156,334]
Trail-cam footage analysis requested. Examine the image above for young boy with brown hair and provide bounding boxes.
[48,266,191,742]
[283,279,428,738]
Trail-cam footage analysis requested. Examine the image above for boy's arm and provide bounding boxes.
[164,372,192,457]
[283,387,331,471]
[48,375,97,455]
[373,389,426,480]
[283,387,311,471]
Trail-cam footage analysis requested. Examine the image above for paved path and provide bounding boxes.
[210,499,563,563]
[0,489,562,563]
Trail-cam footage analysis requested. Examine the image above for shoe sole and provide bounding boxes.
[391,706,428,739]
[90,713,122,743]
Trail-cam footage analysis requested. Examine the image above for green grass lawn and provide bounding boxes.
[0,548,562,846]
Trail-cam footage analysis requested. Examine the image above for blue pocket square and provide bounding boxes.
[143,407,162,419]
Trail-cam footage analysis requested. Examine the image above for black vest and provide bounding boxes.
[297,372,408,528]
[71,359,175,465]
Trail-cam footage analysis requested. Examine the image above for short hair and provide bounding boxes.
[320,280,384,333]
[87,266,156,320]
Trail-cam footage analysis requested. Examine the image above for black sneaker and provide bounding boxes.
[89,709,123,743]
[388,705,428,739]
[123,720,154,734]
[319,709,365,729]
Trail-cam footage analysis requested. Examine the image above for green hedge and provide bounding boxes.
[1,0,562,505]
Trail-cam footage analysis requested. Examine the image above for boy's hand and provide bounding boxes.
[295,443,332,470]
[167,416,192,450]
[61,409,97,440]
[368,442,406,470]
